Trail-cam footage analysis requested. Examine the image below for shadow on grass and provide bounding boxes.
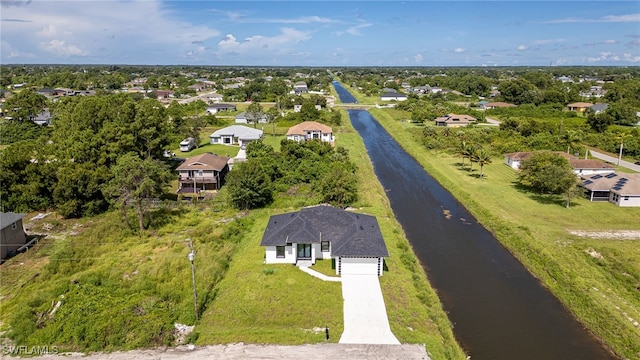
[511,182,582,208]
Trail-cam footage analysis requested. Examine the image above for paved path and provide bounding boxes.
[339,275,400,345]
[298,265,342,282]
[589,149,640,172]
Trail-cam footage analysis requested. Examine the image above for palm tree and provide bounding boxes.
[562,130,582,155]
[614,131,633,165]
[471,147,492,178]
[457,141,471,169]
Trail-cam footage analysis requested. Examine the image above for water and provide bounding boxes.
[333,82,614,360]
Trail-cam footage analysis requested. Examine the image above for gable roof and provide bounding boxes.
[567,102,594,108]
[1,212,26,230]
[589,103,609,112]
[380,92,407,98]
[260,205,389,257]
[569,159,615,170]
[210,125,263,140]
[175,153,229,171]
[286,121,333,136]
[207,103,236,110]
[435,113,477,123]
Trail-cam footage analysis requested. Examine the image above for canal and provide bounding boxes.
[333,82,614,360]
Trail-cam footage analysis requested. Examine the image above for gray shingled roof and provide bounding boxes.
[1,212,26,230]
[260,205,389,257]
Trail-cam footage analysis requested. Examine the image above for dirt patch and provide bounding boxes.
[568,230,640,240]
[26,343,430,360]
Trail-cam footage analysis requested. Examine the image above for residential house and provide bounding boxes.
[482,102,517,110]
[589,103,609,114]
[204,93,224,103]
[293,104,321,112]
[32,110,52,126]
[286,121,334,144]
[411,85,431,94]
[209,125,263,148]
[176,153,230,194]
[206,103,237,114]
[580,86,607,98]
[380,92,408,101]
[37,88,55,98]
[188,83,208,92]
[580,173,640,207]
[434,114,477,127]
[567,102,594,112]
[235,111,268,125]
[293,81,308,95]
[430,87,443,94]
[260,205,390,276]
[504,151,614,175]
[1,212,27,260]
[180,137,197,152]
[155,90,175,99]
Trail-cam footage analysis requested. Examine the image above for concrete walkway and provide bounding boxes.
[339,275,400,345]
[296,267,400,345]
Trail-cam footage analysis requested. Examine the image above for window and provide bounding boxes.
[11,222,17,230]
[624,196,629,201]
[276,246,285,258]
[198,170,203,177]
[321,241,330,252]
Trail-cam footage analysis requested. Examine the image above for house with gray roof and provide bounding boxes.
[209,125,263,148]
[1,212,27,260]
[235,112,267,125]
[589,103,609,114]
[580,172,640,207]
[260,205,389,276]
[206,103,236,114]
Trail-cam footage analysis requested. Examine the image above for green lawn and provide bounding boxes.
[369,107,640,359]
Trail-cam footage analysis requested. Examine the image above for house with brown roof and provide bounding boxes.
[286,121,334,143]
[176,153,230,194]
[504,151,615,176]
[434,114,477,127]
[580,172,640,207]
[567,102,594,112]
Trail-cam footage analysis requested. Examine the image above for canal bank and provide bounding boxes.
[332,81,619,360]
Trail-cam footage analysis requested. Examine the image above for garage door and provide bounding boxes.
[339,257,380,276]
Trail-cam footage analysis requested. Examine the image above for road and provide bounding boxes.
[589,149,640,172]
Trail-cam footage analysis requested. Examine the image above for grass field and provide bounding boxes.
[368,107,640,359]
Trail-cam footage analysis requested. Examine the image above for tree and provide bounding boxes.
[3,89,47,121]
[105,153,173,231]
[586,110,614,133]
[299,102,321,122]
[457,141,471,169]
[561,130,582,155]
[264,107,280,136]
[246,101,264,128]
[518,151,579,208]
[470,147,492,178]
[225,160,273,210]
[317,163,358,206]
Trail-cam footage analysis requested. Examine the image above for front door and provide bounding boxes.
[297,244,312,260]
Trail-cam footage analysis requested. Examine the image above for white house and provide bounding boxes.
[206,103,237,114]
[260,205,390,276]
[286,121,334,144]
[209,125,263,148]
[235,112,267,124]
[504,151,615,176]
[180,137,196,152]
[293,104,321,112]
[580,173,640,207]
[379,92,408,101]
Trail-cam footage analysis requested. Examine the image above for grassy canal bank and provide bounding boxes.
[348,96,640,358]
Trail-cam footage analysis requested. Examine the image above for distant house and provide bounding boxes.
[235,111,267,125]
[206,103,237,114]
[580,173,640,207]
[188,83,207,92]
[567,102,594,112]
[37,88,55,98]
[209,125,263,148]
[204,93,224,103]
[180,137,197,152]
[293,81,308,95]
[379,92,408,101]
[286,121,334,144]
[155,90,175,99]
[260,205,389,276]
[176,153,230,194]
[1,212,27,260]
[504,151,615,175]
[482,102,517,110]
[589,103,609,114]
[434,114,477,127]
[293,104,321,112]
[32,110,52,126]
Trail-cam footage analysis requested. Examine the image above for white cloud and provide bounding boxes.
[546,13,640,23]
[623,53,640,62]
[40,39,88,56]
[414,54,424,63]
[588,51,621,62]
[516,45,528,51]
[532,39,564,46]
[336,22,372,36]
[453,48,466,53]
[217,28,311,55]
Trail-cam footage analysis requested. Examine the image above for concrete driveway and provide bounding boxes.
[339,275,400,345]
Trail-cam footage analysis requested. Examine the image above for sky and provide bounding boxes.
[1,0,639,66]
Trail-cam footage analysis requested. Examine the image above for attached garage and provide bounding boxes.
[338,257,383,276]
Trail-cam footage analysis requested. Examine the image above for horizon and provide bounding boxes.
[2,1,639,67]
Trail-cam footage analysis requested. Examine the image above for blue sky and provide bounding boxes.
[1,1,638,66]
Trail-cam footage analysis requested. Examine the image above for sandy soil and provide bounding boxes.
[21,343,430,360]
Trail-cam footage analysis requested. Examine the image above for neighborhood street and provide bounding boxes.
[589,149,640,172]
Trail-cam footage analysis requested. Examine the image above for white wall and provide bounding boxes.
[264,245,296,264]
[611,193,640,207]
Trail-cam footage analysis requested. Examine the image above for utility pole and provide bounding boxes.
[187,238,198,320]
